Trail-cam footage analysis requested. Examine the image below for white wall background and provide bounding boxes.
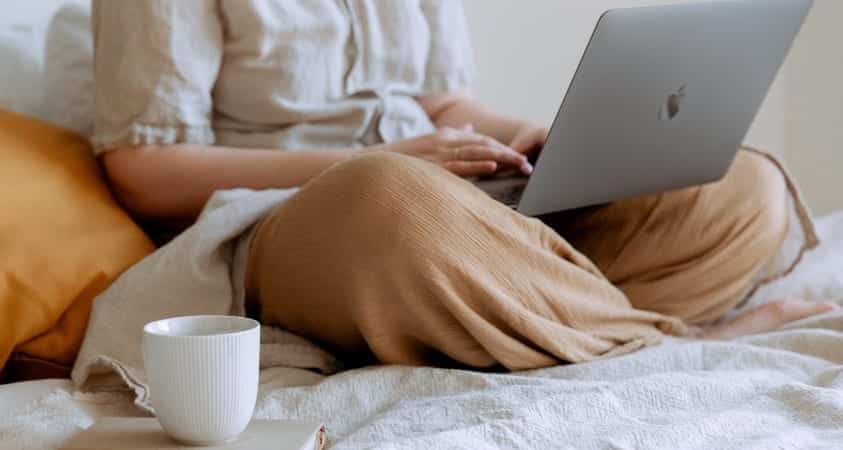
[783,0,843,215]
[465,0,842,214]
[0,0,84,27]
[2,0,840,213]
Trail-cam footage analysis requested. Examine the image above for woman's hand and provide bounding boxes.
[509,123,550,157]
[374,126,533,178]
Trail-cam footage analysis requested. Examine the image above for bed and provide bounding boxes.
[0,211,840,449]
[3,3,843,450]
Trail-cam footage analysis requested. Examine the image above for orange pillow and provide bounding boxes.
[0,110,154,381]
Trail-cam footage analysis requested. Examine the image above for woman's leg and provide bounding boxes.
[246,153,687,371]
[545,150,835,336]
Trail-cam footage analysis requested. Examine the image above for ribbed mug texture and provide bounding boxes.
[143,316,260,445]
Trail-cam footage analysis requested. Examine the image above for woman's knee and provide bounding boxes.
[318,152,455,200]
[290,152,475,245]
[315,152,484,222]
[718,151,789,251]
[248,153,445,326]
[327,151,421,182]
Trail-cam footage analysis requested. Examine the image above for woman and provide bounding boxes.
[92,0,833,370]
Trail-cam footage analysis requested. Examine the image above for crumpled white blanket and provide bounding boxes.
[6,311,843,450]
[70,189,342,412]
[260,320,843,450]
[1,212,824,449]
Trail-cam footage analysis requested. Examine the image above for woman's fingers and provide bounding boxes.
[510,126,550,155]
[451,134,510,151]
[510,132,541,155]
[434,128,534,175]
[444,129,521,154]
[452,145,533,175]
[453,145,518,163]
[443,160,498,177]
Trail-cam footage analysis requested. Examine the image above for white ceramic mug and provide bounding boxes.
[143,315,260,445]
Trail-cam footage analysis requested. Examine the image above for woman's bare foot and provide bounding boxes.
[700,299,839,340]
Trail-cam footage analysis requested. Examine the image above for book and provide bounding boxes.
[61,418,326,450]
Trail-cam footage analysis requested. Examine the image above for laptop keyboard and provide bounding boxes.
[474,173,529,208]
[484,181,527,208]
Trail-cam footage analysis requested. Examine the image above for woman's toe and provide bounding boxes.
[701,299,837,340]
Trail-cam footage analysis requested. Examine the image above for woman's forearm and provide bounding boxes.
[419,92,527,145]
[102,144,357,220]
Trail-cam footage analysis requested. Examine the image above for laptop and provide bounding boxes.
[479,0,813,216]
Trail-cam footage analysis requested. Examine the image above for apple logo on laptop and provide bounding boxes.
[659,85,686,121]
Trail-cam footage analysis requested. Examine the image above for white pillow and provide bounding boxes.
[743,211,843,309]
[0,24,47,118]
[44,3,94,136]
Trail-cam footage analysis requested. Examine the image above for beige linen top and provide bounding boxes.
[90,0,475,153]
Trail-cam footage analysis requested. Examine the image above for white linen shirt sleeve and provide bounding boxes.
[420,0,477,94]
[90,0,223,154]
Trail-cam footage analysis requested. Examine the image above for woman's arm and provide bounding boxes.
[103,127,530,221]
[101,145,356,220]
[418,92,550,155]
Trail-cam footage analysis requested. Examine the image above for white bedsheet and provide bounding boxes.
[3,211,843,450]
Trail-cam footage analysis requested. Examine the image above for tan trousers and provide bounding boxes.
[245,150,789,370]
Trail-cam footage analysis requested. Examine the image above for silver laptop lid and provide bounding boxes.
[517,0,813,217]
